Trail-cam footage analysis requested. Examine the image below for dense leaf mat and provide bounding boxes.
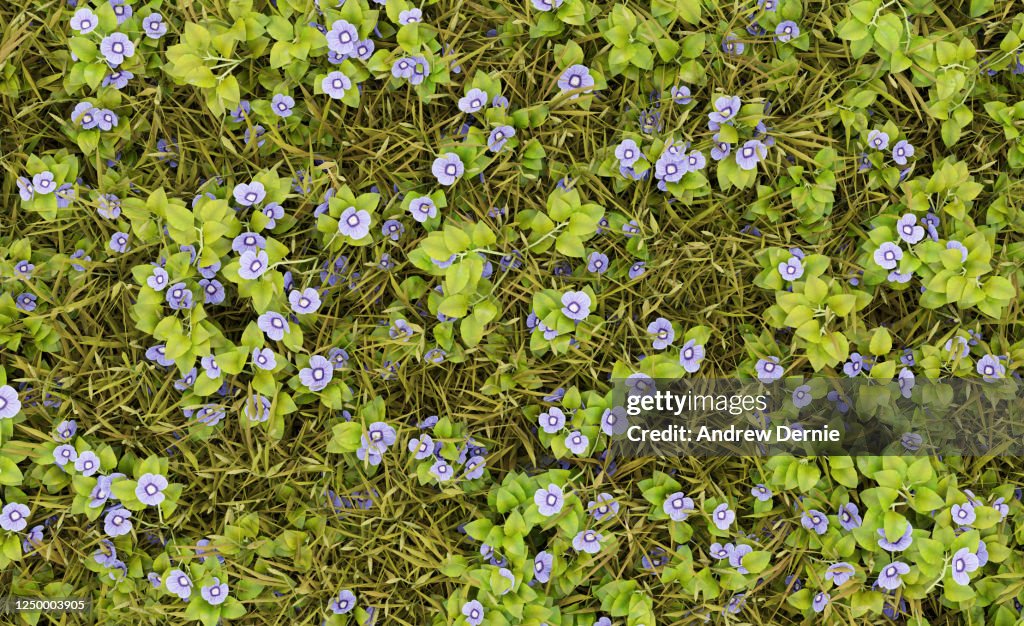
[2,0,1024,624]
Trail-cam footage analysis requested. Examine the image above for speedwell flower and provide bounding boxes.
[557,65,595,98]
[535,484,565,516]
[431,153,464,186]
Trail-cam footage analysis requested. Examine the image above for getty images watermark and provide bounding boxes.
[606,376,1024,457]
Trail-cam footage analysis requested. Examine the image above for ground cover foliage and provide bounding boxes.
[2,0,1024,624]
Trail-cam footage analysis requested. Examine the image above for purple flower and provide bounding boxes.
[589,493,619,521]
[100,33,135,66]
[96,108,118,131]
[329,589,356,614]
[629,261,646,279]
[458,88,488,113]
[722,33,745,54]
[729,544,752,572]
[111,0,132,23]
[876,561,909,590]
[271,94,295,117]
[534,551,553,582]
[382,219,405,241]
[399,8,423,24]
[327,20,358,55]
[896,214,925,244]
[429,459,453,481]
[338,206,372,239]
[15,293,36,312]
[751,484,772,501]
[561,290,591,321]
[54,444,77,467]
[201,578,228,605]
[877,523,913,551]
[289,288,321,314]
[755,356,783,382]
[945,240,968,262]
[462,600,485,626]
[812,591,829,613]
[685,150,707,171]
[664,491,694,521]
[161,283,192,311]
[867,129,890,150]
[647,317,674,350]
[825,562,855,586]
[257,311,289,341]
[300,355,334,391]
[198,279,224,305]
[600,407,625,435]
[713,503,735,530]
[655,153,685,182]
[535,484,565,516]
[532,0,563,9]
[539,407,566,433]
[565,430,589,455]
[736,140,767,170]
[55,420,77,441]
[233,182,266,207]
[238,250,269,280]
[432,153,464,186]
[572,529,602,554]
[463,455,485,480]
[557,64,595,98]
[103,73,132,93]
[778,256,804,281]
[671,85,692,104]
[892,140,914,165]
[201,355,224,382]
[587,251,609,274]
[88,474,115,508]
[74,451,100,476]
[353,39,374,60]
[0,502,29,532]
[362,422,397,453]
[142,13,167,38]
[775,20,799,42]
[409,196,437,223]
[322,71,352,99]
[679,339,706,373]
[104,507,132,537]
[791,384,812,408]
[873,242,902,269]
[838,502,862,530]
[23,525,44,553]
[952,502,976,526]
[710,96,741,124]
[798,509,827,534]
[136,473,168,506]
[167,569,193,599]
[487,125,515,152]
[70,8,98,33]
[615,139,641,167]
[951,547,979,585]
[261,202,284,228]
[842,352,866,378]
[408,434,434,459]
[107,231,128,254]
[16,176,35,200]
[977,354,1006,381]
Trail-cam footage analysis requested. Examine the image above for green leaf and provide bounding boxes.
[0,457,23,486]
[741,550,771,573]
